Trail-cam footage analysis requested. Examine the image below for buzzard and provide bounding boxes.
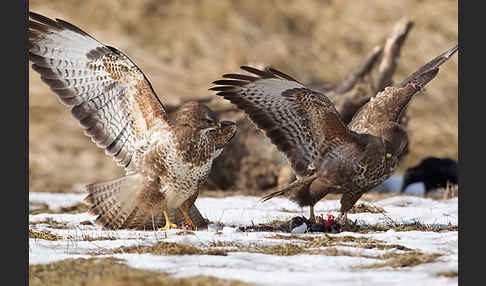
[28,12,237,230]
[401,157,458,194]
[210,45,457,223]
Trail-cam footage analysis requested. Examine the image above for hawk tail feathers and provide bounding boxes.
[83,175,142,230]
[260,178,313,203]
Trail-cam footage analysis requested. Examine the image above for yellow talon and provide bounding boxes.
[159,210,179,230]
[159,223,178,231]
[180,208,197,231]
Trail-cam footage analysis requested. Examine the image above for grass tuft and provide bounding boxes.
[359,251,443,269]
[29,203,88,215]
[106,241,228,256]
[30,218,72,229]
[347,203,386,214]
[29,257,255,286]
[29,229,63,241]
[341,220,458,233]
[437,270,458,278]
[439,183,459,199]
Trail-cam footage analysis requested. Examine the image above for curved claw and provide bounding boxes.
[159,223,178,231]
[160,210,179,230]
[184,223,198,231]
[180,207,198,231]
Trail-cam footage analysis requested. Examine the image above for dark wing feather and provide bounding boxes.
[211,66,356,176]
[348,45,458,133]
[29,12,169,171]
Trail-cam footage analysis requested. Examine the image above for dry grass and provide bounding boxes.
[29,202,88,215]
[29,228,120,242]
[208,236,444,270]
[29,0,457,194]
[105,241,228,256]
[359,251,443,269]
[30,218,71,229]
[265,234,314,241]
[341,219,458,233]
[29,229,63,241]
[210,234,413,257]
[302,235,411,251]
[437,271,458,278]
[29,257,256,286]
[346,203,386,214]
[27,239,445,284]
[439,183,459,199]
[74,233,119,242]
[235,211,457,234]
[304,235,386,248]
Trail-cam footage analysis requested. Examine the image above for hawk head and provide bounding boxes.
[211,121,237,150]
[170,102,220,131]
[171,101,237,144]
[365,122,408,162]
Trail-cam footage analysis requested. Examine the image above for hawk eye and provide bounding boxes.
[205,119,214,124]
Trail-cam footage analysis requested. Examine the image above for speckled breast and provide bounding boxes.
[352,157,398,190]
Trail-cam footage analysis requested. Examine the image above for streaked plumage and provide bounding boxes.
[211,45,458,223]
[29,12,237,230]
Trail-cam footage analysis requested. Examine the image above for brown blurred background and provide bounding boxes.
[29,0,458,194]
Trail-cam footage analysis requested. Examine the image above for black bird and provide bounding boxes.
[401,157,458,194]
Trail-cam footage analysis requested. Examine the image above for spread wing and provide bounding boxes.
[210,66,356,176]
[348,45,458,133]
[29,12,169,171]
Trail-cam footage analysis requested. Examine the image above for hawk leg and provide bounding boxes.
[337,212,348,224]
[309,205,316,224]
[180,207,198,231]
[160,210,178,230]
[338,192,362,225]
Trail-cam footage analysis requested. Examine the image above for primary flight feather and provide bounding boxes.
[29,11,237,230]
[211,45,457,223]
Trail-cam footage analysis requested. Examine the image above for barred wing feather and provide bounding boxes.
[29,12,169,171]
[211,66,356,176]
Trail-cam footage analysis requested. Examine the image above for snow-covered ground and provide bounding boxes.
[29,176,458,286]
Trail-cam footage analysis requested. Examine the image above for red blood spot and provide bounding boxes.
[325,214,335,228]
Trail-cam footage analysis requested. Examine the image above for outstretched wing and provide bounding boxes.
[210,66,356,176]
[348,45,458,133]
[29,12,169,171]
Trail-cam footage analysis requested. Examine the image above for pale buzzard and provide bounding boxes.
[29,12,237,230]
[211,45,457,223]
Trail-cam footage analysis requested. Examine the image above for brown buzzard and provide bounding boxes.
[28,12,237,230]
[210,45,457,223]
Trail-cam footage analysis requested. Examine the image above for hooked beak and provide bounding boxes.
[216,121,237,141]
[223,121,237,141]
[208,122,222,130]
